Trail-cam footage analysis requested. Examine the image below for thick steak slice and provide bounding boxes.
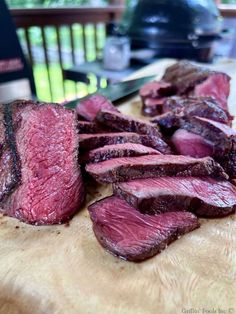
[180,116,236,177]
[139,81,175,98]
[163,61,231,110]
[151,112,180,131]
[181,116,236,156]
[78,121,104,134]
[0,101,85,225]
[142,98,166,116]
[151,96,232,132]
[0,105,21,203]
[96,109,161,138]
[88,196,199,262]
[79,132,171,154]
[76,94,119,121]
[81,143,161,163]
[171,129,214,158]
[86,155,227,183]
[0,108,5,154]
[162,96,231,125]
[113,177,236,217]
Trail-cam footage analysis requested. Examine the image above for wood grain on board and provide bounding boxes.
[0,59,236,314]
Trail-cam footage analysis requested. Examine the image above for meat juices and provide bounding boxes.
[88,196,199,262]
[0,100,85,225]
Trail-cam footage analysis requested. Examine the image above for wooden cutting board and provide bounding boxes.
[0,59,236,314]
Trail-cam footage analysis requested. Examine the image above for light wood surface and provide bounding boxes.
[0,59,236,314]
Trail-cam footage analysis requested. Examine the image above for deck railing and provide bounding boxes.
[10,4,236,102]
[11,4,125,102]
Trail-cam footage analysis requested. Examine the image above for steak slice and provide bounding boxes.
[181,116,236,155]
[76,94,119,121]
[88,196,199,262]
[0,104,22,203]
[78,121,108,134]
[139,81,175,98]
[163,61,231,110]
[0,108,5,154]
[151,96,232,132]
[96,109,161,137]
[171,129,214,158]
[113,177,236,217]
[81,143,161,163]
[180,116,236,177]
[0,100,85,225]
[151,112,180,131]
[79,132,171,154]
[142,98,166,116]
[86,155,227,183]
[162,96,231,125]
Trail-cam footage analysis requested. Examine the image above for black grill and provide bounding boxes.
[125,0,223,62]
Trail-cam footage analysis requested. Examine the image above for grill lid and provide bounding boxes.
[126,0,222,44]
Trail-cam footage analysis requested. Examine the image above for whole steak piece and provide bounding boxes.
[88,196,199,262]
[76,94,119,121]
[113,177,236,217]
[163,61,231,111]
[81,143,161,163]
[86,155,227,183]
[0,100,85,225]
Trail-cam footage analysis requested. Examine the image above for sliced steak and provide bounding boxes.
[78,121,107,134]
[142,98,166,117]
[163,61,231,110]
[140,81,175,117]
[171,129,214,158]
[0,104,22,203]
[96,109,161,137]
[76,94,119,121]
[0,100,85,225]
[181,116,236,156]
[152,96,232,132]
[180,116,236,177]
[79,132,171,154]
[81,143,161,163]
[151,112,180,131]
[0,108,5,154]
[86,155,227,183]
[139,81,175,98]
[114,177,236,217]
[163,96,231,125]
[88,196,199,262]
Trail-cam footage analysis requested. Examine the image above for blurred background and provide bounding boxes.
[3,0,236,103]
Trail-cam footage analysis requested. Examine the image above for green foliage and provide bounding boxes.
[7,0,108,8]
[222,0,236,3]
